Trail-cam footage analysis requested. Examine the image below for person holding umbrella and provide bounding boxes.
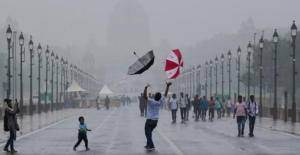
[143,82,172,151]
[3,98,19,153]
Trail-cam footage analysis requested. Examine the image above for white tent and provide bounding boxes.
[99,84,113,95]
[67,80,88,93]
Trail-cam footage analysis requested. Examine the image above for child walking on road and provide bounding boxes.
[73,116,91,151]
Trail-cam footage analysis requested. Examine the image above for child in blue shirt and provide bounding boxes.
[73,116,91,151]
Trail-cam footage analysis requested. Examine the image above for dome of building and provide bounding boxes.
[106,0,151,61]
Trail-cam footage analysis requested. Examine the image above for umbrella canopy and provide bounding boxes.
[127,50,155,75]
[165,49,183,79]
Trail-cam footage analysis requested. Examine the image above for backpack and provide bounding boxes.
[247,101,256,115]
[3,111,9,132]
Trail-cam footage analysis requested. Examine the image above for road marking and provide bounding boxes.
[88,108,116,139]
[0,109,94,147]
[156,127,185,155]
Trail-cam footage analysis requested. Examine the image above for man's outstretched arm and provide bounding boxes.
[143,84,151,100]
[164,82,172,97]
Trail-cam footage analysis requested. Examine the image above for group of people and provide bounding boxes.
[96,95,110,110]
[168,93,258,136]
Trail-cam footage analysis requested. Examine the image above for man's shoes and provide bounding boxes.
[144,145,150,149]
[86,148,90,151]
[238,133,240,137]
[3,148,10,152]
[250,134,254,137]
[146,147,155,151]
[11,150,17,153]
[248,133,251,136]
[242,131,244,136]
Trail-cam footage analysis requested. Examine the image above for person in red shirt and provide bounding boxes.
[208,96,215,122]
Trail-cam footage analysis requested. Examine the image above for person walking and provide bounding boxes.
[143,82,171,151]
[3,98,19,153]
[222,98,226,117]
[185,94,191,121]
[73,116,91,151]
[227,97,233,117]
[105,96,110,110]
[233,95,248,137]
[169,94,178,122]
[247,95,258,137]
[201,96,208,121]
[208,96,215,122]
[179,92,187,123]
[96,96,101,110]
[193,95,201,121]
[215,97,221,118]
[139,93,145,116]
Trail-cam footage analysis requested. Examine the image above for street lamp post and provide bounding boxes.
[18,33,25,118]
[259,36,264,117]
[273,29,279,120]
[60,58,64,109]
[237,46,241,96]
[45,46,50,112]
[205,61,208,97]
[55,55,59,110]
[227,50,232,99]
[215,56,218,98]
[28,36,34,115]
[291,21,297,122]
[209,60,213,97]
[6,25,12,98]
[50,51,55,111]
[37,43,42,114]
[64,61,68,104]
[247,42,252,100]
[220,54,225,100]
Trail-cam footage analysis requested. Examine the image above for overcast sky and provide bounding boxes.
[0,0,299,49]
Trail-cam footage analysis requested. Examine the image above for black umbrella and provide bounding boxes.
[127,50,155,75]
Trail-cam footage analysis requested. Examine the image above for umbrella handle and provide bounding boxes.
[133,52,145,67]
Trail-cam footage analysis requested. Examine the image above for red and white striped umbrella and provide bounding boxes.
[165,49,184,79]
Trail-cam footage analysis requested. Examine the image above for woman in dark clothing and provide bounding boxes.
[193,95,201,121]
[3,98,19,153]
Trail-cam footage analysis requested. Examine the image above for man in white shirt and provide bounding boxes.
[247,95,259,137]
[143,82,172,151]
[227,97,233,117]
[179,92,187,123]
[169,94,179,122]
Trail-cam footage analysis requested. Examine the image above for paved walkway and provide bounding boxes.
[0,108,91,144]
[1,104,298,155]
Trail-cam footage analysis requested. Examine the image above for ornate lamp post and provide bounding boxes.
[6,25,12,98]
[60,57,64,109]
[227,50,232,99]
[237,46,241,95]
[19,32,25,117]
[247,42,252,100]
[37,43,42,114]
[55,55,59,110]
[273,29,279,120]
[28,36,34,115]
[259,36,264,117]
[205,61,208,97]
[45,46,50,112]
[209,60,213,97]
[220,54,225,100]
[291,21,297,122]
[215,56,218,98]
[50,51,55,111]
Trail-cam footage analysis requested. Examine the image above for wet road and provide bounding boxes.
[3,104,300,155]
